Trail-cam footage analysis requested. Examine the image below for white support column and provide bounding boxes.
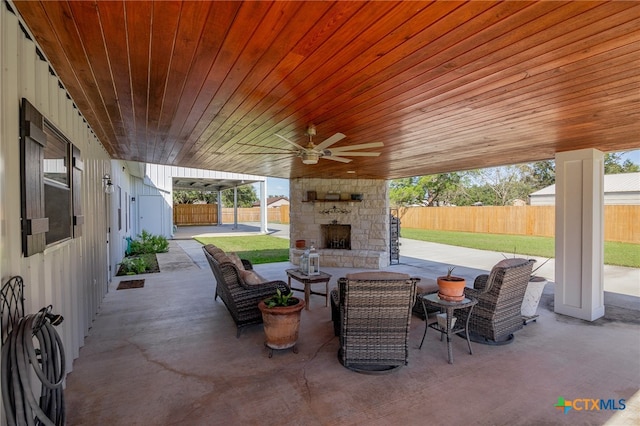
[217,189,223,225]
[260,180,268,234]
[233,187,238,229]
[555,148,605,321]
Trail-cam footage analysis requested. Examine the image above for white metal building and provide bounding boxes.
[529,172,640,206]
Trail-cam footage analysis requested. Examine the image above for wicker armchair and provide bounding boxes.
[457,258,534,345]
[202,245,290,337]
[330,272,419,373]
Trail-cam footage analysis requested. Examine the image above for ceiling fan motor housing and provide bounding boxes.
[301,151,320,164]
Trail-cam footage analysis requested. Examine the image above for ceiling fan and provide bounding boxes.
[240,124,383,165]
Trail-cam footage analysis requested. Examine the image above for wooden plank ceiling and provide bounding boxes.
[13,0,640,180]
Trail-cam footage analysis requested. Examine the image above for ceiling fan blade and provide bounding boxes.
[237,142,296,153]
[275,133,306,150]
[327,151,381,157]
[239,152,297,155]
[329,142,384,151]
[323,155,352,163]
[314,132,346,150]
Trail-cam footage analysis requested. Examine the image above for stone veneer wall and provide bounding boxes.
[289,178,390,269]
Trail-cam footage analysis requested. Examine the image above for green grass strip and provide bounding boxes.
[195,235,290,264]
[194,229,638,268]
[401,228,639,268]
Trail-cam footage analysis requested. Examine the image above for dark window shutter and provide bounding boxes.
[72,145,84,237]
[20,98,49,256]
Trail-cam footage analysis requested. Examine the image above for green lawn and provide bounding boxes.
[195,235,290,264]
[194,229,639,268]
[401,228,640,268]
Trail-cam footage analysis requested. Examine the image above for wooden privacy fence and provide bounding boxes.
[173,204,290,225]
[174,204,637,243]
[221,206,290,223]
[174,204,218,225]
[396,205,640,243]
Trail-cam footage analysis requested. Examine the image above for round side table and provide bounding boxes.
[419,293,478,364]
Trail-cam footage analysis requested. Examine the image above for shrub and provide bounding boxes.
[127,230,169,255]
[119,256,149,275]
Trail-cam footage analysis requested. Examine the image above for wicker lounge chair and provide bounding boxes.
[457,258,534,345]
[330,272,419,373]
[202,244,290,337]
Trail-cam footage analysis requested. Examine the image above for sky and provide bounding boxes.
[256,149,639,197]
[622,149,640,165]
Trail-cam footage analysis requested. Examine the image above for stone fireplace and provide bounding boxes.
[289,178,390,269]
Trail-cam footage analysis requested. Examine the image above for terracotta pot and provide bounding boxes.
[295,240,306,249]
[437,276,466,302]
[258,298,305,350]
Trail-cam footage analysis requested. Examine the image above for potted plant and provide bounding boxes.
[258,289,305,357]
[437,266,466,302]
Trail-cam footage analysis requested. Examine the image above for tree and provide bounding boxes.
[463,165,535,206]
[173,190,217,204]
[605,152,640,174]
[389,151,638,208]
[220,185,258,207]
[518,153,638,194]
[389,173,462,207]
[173,185,258,207]
[529,160,555,190]
[422,173,462,206]
[389,178,426,208]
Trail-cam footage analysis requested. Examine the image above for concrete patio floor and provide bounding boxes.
[63,228,640,425]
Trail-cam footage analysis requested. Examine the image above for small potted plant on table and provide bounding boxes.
[258,289,305,357]
[437,267,467,302]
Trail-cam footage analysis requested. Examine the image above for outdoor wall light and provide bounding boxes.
[102,174,114,194]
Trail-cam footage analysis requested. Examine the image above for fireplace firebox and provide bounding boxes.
[321,224,351,250]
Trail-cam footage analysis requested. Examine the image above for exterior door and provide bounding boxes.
[138,195,164,236]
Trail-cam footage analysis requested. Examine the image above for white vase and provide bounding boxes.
[521,277,548,317]
[436,313,456,330]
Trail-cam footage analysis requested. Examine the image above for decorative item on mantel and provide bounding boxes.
[320,205,351,215]
[325,191,340,201]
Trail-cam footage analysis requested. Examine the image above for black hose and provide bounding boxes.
[1,307,66,426]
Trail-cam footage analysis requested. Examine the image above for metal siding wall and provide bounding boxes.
[1,5,113,420]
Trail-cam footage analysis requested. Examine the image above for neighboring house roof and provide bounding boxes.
[530,172,640,197]
[253,196,290,207]
[530,172,640,205]
[603,172,640,193]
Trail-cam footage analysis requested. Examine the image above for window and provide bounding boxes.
[20,98,83,256]
[43,124,72,244]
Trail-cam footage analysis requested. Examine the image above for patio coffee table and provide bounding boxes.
[419,293,478,364]
[286,269,331,310]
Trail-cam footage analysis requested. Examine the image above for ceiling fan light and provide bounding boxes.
[301,151,319,164]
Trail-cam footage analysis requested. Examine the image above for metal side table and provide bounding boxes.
[419,293,478,364]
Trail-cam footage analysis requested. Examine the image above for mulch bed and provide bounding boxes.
[117,279,145,290]
[115,254,160,276]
